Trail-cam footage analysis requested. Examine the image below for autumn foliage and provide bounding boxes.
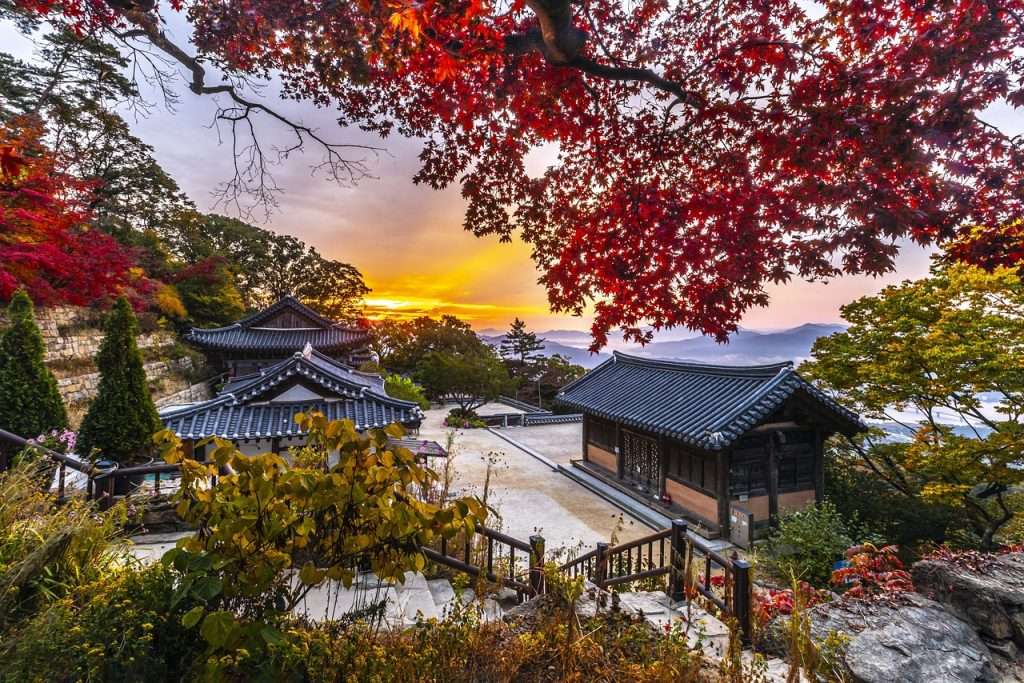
[0,122,138,307]
[14,0,1023,344]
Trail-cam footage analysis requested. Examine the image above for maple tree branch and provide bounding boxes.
[110,7,380,214]
[567,56,705,107]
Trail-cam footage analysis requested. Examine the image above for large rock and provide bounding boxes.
[766,592,995,683]
[913,553,1024,646]
[913,552,1024,678]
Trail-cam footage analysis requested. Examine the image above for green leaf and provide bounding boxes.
[200,610,236,648]
[181,605,205,629]
[193,576,223,601]
[260,625,286,646]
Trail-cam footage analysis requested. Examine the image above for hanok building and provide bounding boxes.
[557,352,864,544]
[159,346,424,457]
[185,295,372,377]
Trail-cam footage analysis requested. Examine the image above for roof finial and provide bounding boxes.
[302,342,313,359]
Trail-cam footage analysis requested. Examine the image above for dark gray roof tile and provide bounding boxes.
[556,352,864,450]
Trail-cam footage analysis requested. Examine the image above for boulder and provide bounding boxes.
[912,553,1024,646]
[912,552,1024,679]
[765,592,995,683]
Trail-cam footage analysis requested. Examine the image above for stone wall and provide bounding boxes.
[58,357,196,406]
[0,305,175,364]
[155,379,214,408]
[1,304,208,421]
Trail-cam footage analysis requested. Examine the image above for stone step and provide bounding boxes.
[427,578,459,617]
[397,571,440,624]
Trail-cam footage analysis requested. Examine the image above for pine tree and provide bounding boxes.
[77,297,161,464]
[0,289,67,450]
[499,318,546,366]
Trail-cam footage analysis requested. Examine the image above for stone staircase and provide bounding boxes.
[295,571,507,628]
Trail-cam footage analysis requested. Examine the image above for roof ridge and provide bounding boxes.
[611,350,793,376]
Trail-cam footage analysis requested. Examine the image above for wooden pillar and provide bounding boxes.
[615,422,624,480]
[717,449,731,537]
[657,435,669,499]
[813,428,825,502]
[271,437,281,455]
[767,433,779,524]
[581,414,590,462]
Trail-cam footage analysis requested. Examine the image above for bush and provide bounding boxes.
[764,501,854,588]
[825,451,955,552]
[444,408,486,429]
[0,563,205,682]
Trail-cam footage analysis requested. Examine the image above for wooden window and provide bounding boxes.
[729,449,768,498]
[668,443,715,493]
[587,416,616,451]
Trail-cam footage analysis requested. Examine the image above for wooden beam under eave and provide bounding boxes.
[749,421,802,433]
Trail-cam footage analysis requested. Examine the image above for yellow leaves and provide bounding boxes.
[388,6,422,41]
[298,562,325,586]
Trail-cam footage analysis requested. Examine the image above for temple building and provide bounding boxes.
[185,295,372,376]
[556,352,864,543]
[159,346,424,458]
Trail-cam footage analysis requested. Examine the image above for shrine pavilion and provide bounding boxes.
[159,346,425,458]
[185,295,372,376]
[557,352,865,542]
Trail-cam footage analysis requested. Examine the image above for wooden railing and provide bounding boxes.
[0,428,195,506]
[422,526,545,603]
[559,519,753,642]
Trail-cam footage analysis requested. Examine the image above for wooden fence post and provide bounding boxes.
[529,534,546,597]
[595,541,610,601]
[669,518,688,603]
[732,558,753,644]
[57,462,66,500]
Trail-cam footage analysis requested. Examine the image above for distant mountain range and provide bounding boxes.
[478,322,848,369]
[624,323,848,365]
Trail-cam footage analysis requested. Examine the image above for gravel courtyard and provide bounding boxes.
[418,406,647,555]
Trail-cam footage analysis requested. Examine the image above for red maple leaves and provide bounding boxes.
[14,0,1024,344]
[0,121,139,307]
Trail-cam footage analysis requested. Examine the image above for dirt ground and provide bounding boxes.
[420,406,647,556]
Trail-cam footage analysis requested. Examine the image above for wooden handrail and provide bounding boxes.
[606,528,671,555]
[479,526,531,553]
[559,546,599,572]
[0,428,92,473]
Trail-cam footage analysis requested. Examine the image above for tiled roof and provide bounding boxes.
[160,350,421,439]
[184,296,369,353]
[556,352,865,450]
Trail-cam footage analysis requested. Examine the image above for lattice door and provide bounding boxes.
[623,431,660,493]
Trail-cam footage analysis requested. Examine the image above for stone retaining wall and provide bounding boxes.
[59,357,196,406]
[1,305,177,363]
[155,379,214,408]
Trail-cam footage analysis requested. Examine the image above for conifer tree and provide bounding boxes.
[77,297,160,463]
[499,318,545,367]
[0,289,67,450]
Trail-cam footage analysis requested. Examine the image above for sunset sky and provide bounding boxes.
[5,17,939,338]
